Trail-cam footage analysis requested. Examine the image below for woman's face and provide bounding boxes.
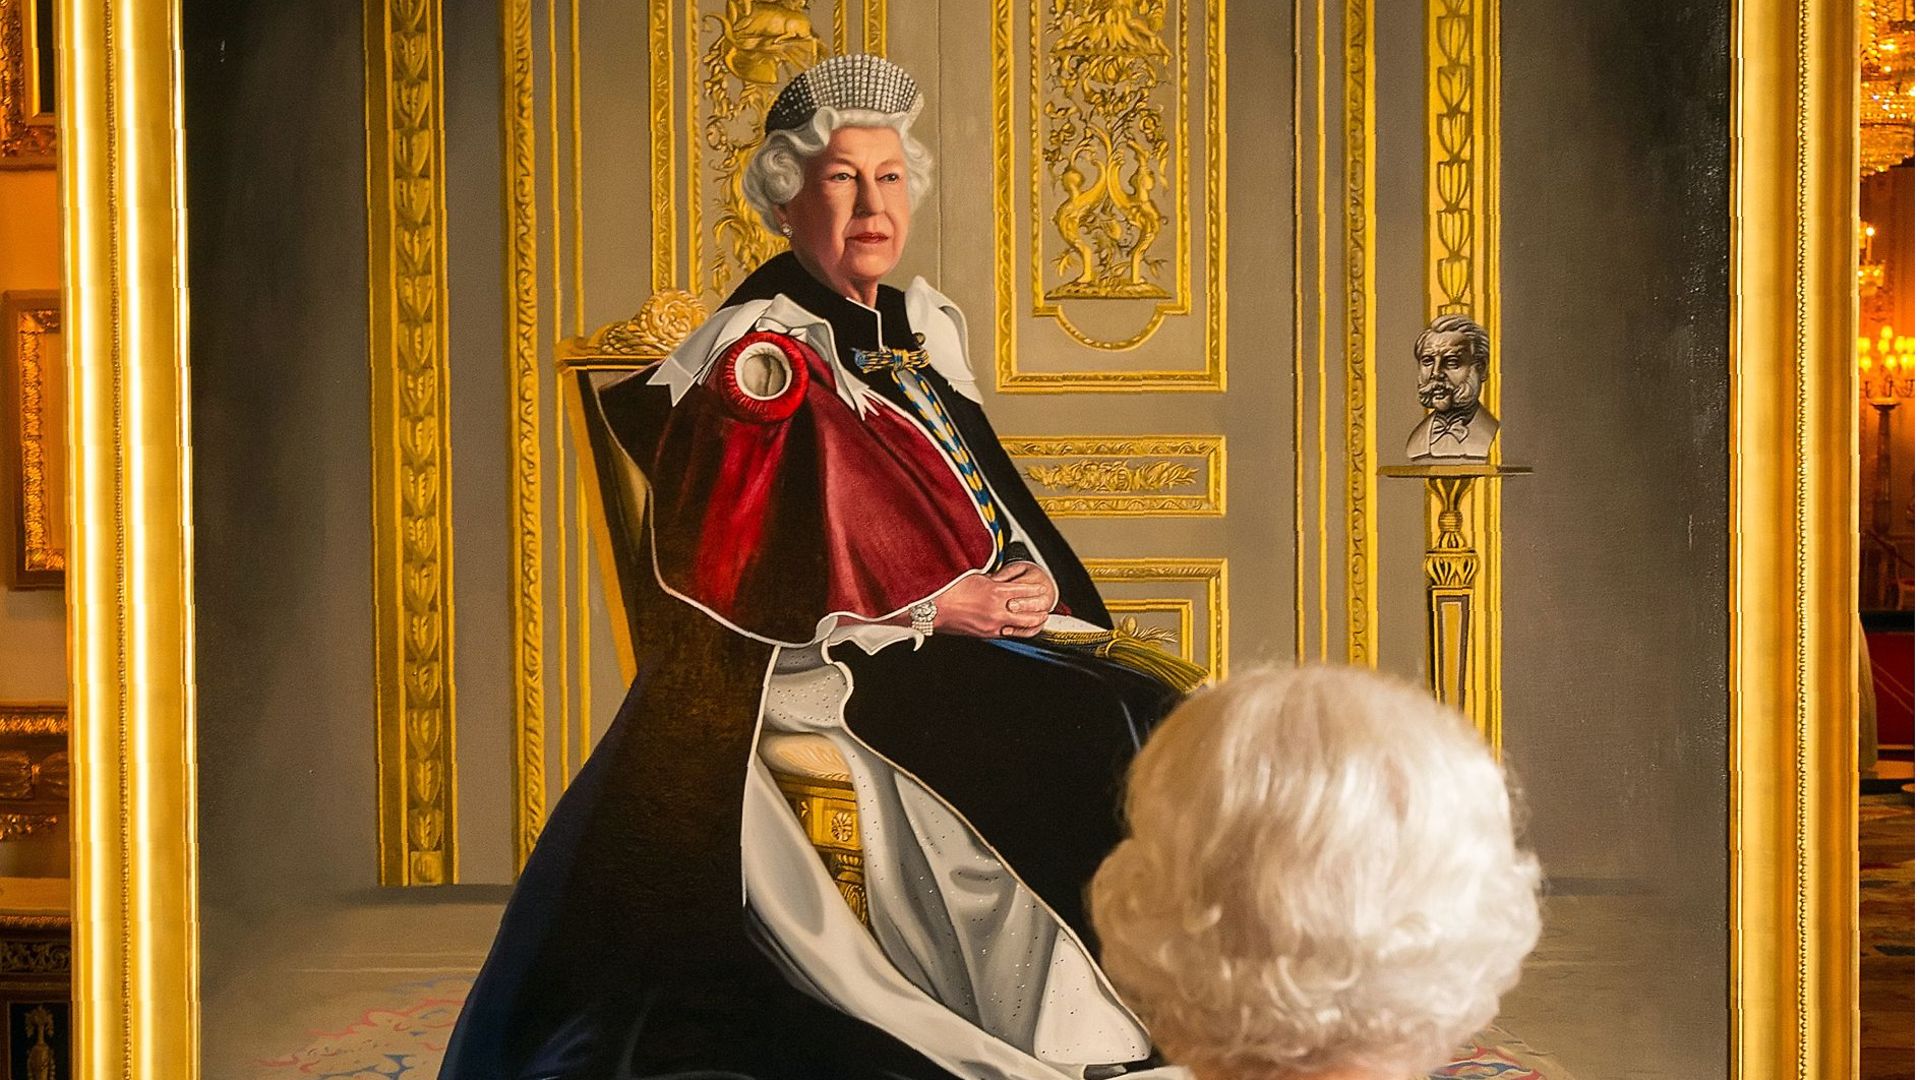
[778,125,911,303]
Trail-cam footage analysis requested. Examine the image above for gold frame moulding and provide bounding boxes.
[1,290,62,588]
[55,1,1861,1077]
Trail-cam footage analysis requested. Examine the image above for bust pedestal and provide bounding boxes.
[1379,463,1529,747]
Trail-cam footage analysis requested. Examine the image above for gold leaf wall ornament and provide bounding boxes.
[0,937,65,976]
[0,706,62,738]
[366,0,457,886]
[1342,0,1377,665]
[1028,0,1192,351]
[1024,459,1198,494]
[0,0,52,167]
[9,297,61,582]
[1001,435,1224,515]
[1040,0,1173,302]
[994,0,1224,392]
[1431,0,1475,315]
[697,0,828,300]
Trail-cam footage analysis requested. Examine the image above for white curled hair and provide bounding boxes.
[1089,665,1542,1080]
[740,105,934,232]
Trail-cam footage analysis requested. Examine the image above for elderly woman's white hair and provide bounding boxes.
[1089,665,1541,1080]
[741,104,935,231]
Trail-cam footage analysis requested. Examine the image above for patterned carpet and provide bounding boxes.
[249,979,1560,1079]
[1860,790,1915,1080]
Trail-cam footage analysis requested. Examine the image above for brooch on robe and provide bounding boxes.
[853,346,932,373]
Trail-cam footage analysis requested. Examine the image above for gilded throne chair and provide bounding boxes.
[560,291,870,925]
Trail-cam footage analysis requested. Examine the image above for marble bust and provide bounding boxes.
[1405,313,1501,462]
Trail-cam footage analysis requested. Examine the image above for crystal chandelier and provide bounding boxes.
[1861,0,1915,176]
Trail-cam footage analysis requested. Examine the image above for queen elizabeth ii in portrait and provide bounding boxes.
[438,53,1190,1080]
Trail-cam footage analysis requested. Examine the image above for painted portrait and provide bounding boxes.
[11,0,1886,1078]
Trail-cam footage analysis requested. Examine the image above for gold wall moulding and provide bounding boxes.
[2,291,61,588]
[1085,557,1227,680]
[0,0,53,168]
[0,703,66,836]
[654,0,890,304]
[1001,435,1225,516]
[1105,597,1196,666]
[993,0,1225,391]
[1423,0,1503,741]
[0,705,61,738]
[366,0,458,886]
[1341,0,1377,664]
[502,0,545,874]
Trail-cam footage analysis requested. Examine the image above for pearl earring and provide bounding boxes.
[780,223,793,238]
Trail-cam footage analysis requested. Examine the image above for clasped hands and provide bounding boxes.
[933,562,1057,639]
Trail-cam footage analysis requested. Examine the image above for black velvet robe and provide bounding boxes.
[437,256,1178,1080]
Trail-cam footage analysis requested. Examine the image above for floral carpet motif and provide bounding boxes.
[253,978,1560,1080]
[1427,1050,1544,1078]
[256,979,469,1080]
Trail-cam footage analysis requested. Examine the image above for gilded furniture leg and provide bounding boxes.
[770,773,868,927]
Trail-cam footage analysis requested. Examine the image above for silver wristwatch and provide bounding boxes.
[909,598,938,635]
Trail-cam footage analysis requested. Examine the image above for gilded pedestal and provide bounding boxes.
[1380,463,1527,750]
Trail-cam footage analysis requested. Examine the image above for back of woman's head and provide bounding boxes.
[1089,664,1542,1080]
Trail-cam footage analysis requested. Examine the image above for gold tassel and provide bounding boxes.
[1036,617,1210,694]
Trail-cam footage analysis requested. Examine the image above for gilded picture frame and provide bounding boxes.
[53,2,1861,1079]
[0,0,54,168]
[0,291,61,590]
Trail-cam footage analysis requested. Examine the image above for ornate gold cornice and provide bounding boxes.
[1342,0,1377,665]
[366,0,457,886]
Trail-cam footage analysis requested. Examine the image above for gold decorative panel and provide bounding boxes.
[0,704,65,841]
[654,0,890,305]
[366,0,458,886]
[1085,558,1226,681]
[1001,435,1224,516]
[2,292,61,589]
[992,0,1225,392]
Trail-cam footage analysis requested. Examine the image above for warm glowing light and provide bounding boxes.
[1862,326,1918,402]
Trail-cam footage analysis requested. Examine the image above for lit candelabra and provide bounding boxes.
[1859,325,1916,402]
[1859,324,1915,609]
